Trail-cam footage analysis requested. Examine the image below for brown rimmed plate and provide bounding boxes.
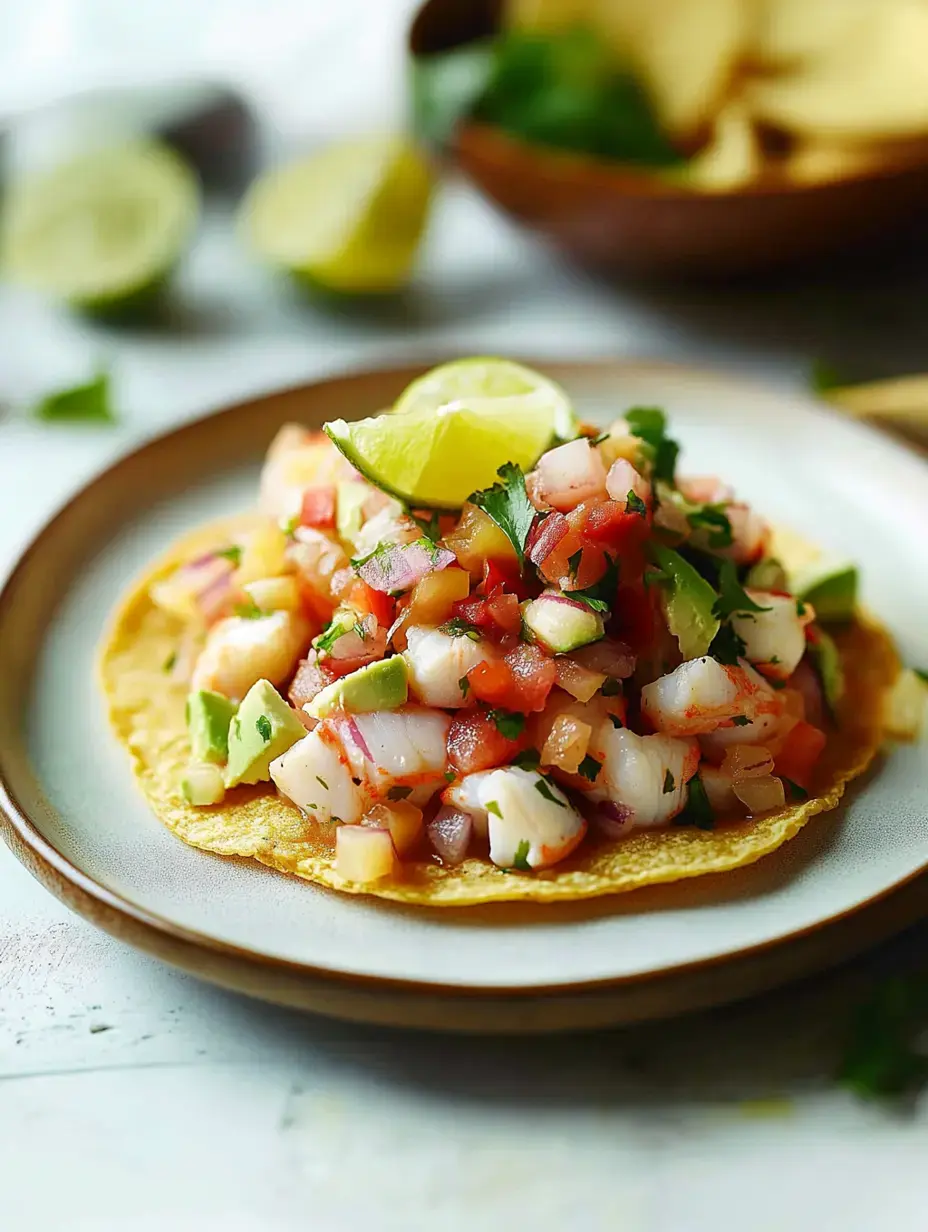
[1,360,926,1032]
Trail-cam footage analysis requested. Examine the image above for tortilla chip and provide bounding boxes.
[100,520,898,906]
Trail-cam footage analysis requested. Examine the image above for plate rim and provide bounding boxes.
[1,357,926,1027]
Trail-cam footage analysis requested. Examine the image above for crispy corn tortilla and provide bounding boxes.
[99,520,899,906]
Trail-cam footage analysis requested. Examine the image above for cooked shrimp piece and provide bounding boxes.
[532,438,608,512]
[640,656,782,737]
[259,425,348,521]
[270,727,367,823]
[327,706,451,798]
[677,476,735,505]
[402,626,495,708]
[587,727,700,829]
[446,767,586,870]
[605,457,651,510]
[190,610,312,701]
[730,591,815,680]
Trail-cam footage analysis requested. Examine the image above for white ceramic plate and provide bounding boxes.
[1,361,926,1031]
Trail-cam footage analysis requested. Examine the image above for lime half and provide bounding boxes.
[393,357,578,440]
[242,136,434,295]
[326,391,566,510]
[1,142,199,315]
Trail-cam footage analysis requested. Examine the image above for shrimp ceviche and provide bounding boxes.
[101,359,899,905]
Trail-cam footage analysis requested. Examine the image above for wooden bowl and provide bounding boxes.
[409,0,928,278]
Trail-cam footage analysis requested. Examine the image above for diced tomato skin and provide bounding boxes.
[775,721,827,789]
[482,558,529,600]
[447,710,526,775]
[504,642,557,712]
[452,596,495,628]
[350,579,395,627]
[299,486,337,529]
[466,659,516,706]
[487,593,522,635]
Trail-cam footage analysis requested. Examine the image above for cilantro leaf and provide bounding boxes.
[713,560,771,621]
[314,618,348,653]
[782,777,808,799]
[511,839,531,872]
[534,776,565,807]
[578,754,602,782]
[280,515,299,540]
[233,600,265,620]
[838,975,928,1099]
[609,713,624,728]
[567,548,583,581]
[624,406,679,485]
[662,769,675,794]
[316,776,329,790]
[33,371,116,424]
[486,800,503,818]
[731,715,752,727]
[570,556,619,614]
[488,709,526,740]
[441,617,482,641]
[625,489,647,518]
[387,785,412,801]
[710,622,747,666]
[512,747,541,770]
[458,675,471,699]
[686,503,733,549]
[217,545,242,567]
[408,509,441,541]
[162,650,177,673]
[674,774,714,830]
[256,715,272,742]
[469,462,535,566]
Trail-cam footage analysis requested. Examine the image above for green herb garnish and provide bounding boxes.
[570,556,619,614]
[625,407,679,485]
[458,675,471,699]
[625,489,647,518]
[217,545,242,567]
[713,560,771,622]
[280,515,299,539]
[567,548,583,581]
[731,715,752,727]
[578,754,602,782]
[233,600,264,620]
[512,747,541,770]
[662,769,675,794]
[489,709,526,741]
[387,785,412,801]
[33,371,116,424]
[314,618,347,653]
[534,777,565,808]
[609,713,624,728]
[442,617,482,641]
[710,622,748,666]
[316,776,329,790]
[686,503,733,549]
[162,650,177,673]
[674,774,714,830]
[600,677,621,696]
[782,777,808,799]
[486,800,503,818]
[469,461,535,566]
[511,839,531,872]
[256,715,272,742]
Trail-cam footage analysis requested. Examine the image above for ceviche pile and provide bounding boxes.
[150,361,852,886]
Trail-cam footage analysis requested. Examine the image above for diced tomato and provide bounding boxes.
[466,659,515,706]
[538,526,608,590]
[505,642,557,711]
[612,583,659,654]
[487,593,522,634]
[775,720,827,789]
[447,709,526,775]
[482,557,529,600]
[451,595,495,629]
[349,579,395,628]
[299,486,337,529]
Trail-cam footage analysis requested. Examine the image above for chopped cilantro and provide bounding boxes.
[662,769,675,794]
[387,785,412,801]
[307,803,318,810]
[512,839,531,871]
[674,774,714,830]
[590,431,610,446]
[782,777,808,800]
[915,668,928,684]
[217,545,242,567]
[713,560,771,622]
[408,508,441,541]
[838,974,928,1099]
[578,754,602,782]
[33,370,116,424]
[710,622,747,666]
[162,650,177,673]
[770,678,786,690]
[625,489,647,518]
[314,618,348,653]
[256,715,272,742]
[233,599,264,620]
[486,800,503,818]
[353,621,368,641]
[797,599,808,617]
[609,713,624,728]
[442,617,482,641]
[444,769,456,782]
[469,461,535,566]
[512,747,541,770]
[458,675,471,699]
[731,715,752,727]
[769,655,781,665]
[280,515,299,539]
[686,503,733,549]
[489,709,526,740]
[570,556,619,613]
[624,407,679,485]
[600,677,621,696]
[316,775,329,790]
[534,776,565,807]
[567,548,583,581]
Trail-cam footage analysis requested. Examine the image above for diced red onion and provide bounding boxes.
[589,801,633,839]
[427,806,473,866]
[527,511,570,565]
[197,566,235,623]
[573,638,636,679]
[357,540,456,593]
[345,716,374,762]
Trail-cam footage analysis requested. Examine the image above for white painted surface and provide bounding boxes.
[1,2,927,1228]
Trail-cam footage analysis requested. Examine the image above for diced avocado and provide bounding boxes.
[808,630,845,714]
[521,590,604,654]
[225,678,306,787]
[186,689,237,764]
[649,544,719,660]
[791,560,858,623]
[336,480,369,548]
[181,762,226,807]
[745,556,788,591]
[306,656,409,719]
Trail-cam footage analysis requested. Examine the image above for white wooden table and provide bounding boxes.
[1,3,927,1227]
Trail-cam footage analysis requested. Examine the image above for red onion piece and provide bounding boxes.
[289,651,337,710]
[427,806,473,866]
[589,801,633,839]
[527,512,569,565]
[357,540,456,593]
[195,564,234,623]
[345,716,374,762]
[573,638,636,680]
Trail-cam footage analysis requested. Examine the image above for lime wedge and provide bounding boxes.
[393,357,578,440]
[1,142,199,316]
[325,392,565,510]
[241,136,434,295]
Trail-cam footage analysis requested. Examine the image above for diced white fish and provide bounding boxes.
[327,705,451,795]
[350,504,420,561]
[640,656,782,737]
[270,727,367,824]
[445,767,586,870]
[730,590,813,680]
[588,726,700,829]
[259,425,347,521]
[191,610,312,702]
[402,626,493,709]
